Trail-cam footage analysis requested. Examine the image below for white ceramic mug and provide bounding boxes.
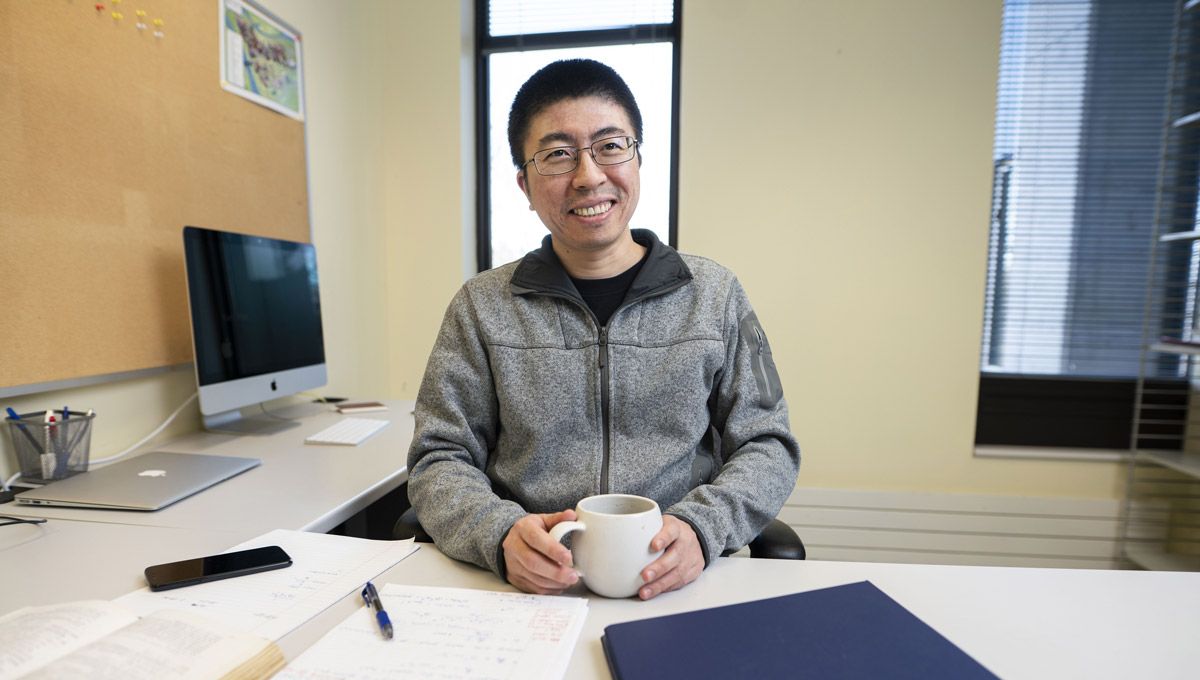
[548,494,665,598]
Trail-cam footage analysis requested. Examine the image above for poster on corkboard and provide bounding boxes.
[219,0,305,121]
[0,0,310,393]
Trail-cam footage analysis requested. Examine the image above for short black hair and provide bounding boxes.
[507,59,644,169]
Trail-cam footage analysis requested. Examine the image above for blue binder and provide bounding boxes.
[602,581,999,680]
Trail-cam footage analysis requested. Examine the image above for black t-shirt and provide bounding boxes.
[570,250,650,327]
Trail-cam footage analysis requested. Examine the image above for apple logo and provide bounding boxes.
[271,380,278,391]
[138,470,167,478]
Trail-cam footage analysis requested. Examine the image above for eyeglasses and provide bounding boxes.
[521,136,640,176]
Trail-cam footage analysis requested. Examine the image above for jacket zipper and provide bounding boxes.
[593,280,691,495]
[598,326,611,495]
[753,326,775,403]
[528,277,691,496]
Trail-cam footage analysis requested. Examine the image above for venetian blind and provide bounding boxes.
[487,0,673,37]
[979,0,1176,380]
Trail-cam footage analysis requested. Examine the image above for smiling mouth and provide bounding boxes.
[572,201,613,217]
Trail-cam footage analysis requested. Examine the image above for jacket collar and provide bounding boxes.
[509,229,693,302]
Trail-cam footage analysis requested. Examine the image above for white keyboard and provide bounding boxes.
[305,418,390,446]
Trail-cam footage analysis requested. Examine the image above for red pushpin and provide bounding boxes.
[95,4,105,10]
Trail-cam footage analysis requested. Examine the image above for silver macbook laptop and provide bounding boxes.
[16,451,261,511]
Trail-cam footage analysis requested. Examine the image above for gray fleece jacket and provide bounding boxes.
[407,229,801,576]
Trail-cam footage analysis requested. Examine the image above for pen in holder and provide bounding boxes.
[5,409,96,483]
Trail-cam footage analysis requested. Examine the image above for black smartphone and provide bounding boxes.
[144,545,293,591]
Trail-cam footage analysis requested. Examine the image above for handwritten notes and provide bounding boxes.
[113,530,419,641]
[277,584,588,680]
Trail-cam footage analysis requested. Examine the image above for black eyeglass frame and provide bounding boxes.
[520,136,641,176]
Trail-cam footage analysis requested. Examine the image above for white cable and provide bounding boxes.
[2,472,19,492]
[89,392,198,466]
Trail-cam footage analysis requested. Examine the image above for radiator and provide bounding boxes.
[766,487,1130,569]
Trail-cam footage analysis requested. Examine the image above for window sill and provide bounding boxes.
[973,445,1129,463]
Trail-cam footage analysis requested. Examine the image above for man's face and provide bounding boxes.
[517,96,641,257]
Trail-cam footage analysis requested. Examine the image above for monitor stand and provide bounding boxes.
[202,409,301,436]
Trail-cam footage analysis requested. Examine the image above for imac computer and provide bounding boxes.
[182,225,327,435]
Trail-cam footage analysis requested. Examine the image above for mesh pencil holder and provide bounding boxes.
[5,410,95,484]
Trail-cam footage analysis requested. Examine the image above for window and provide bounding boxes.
[975,0,1177,451]
[476,0,680,271]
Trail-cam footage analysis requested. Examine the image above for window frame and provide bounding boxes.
[474,0,682,273]
[973,0,1183,455]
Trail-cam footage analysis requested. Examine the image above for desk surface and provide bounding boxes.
[6,399,1200,678]
[362,545,1200,680]
[0,518,245,613]
[3,400,414,535]
[9,530,1199,679]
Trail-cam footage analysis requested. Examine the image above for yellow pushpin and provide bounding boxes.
[136,10,146,17]
[153,18,164,26]
[112,11,122,19]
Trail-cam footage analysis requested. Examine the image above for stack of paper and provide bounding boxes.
[114,530,419,641]
[278,584,588,680]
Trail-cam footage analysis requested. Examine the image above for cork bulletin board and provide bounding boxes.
[0,0,309,391]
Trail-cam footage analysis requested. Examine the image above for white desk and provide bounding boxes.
[357,545,1200,680]
[8,528,1198,678]
[5,398,1200,678]
[0,518,244,613]
[3,400,414,536]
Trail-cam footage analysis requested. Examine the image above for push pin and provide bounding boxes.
[95,4,105,10]
[137,22,147,30]
[153,31,164,38]
[153,18,164,26]
[135,10,146,17]
[112,11,123,19]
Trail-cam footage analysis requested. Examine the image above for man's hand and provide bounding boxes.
[502,510,580,594]
[638,515,704,600]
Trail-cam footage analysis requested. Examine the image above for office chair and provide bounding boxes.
[392,497,805,560]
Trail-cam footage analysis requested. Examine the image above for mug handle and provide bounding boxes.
[548,520,586,543]
[547,521,586,571]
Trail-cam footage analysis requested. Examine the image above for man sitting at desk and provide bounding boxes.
[407,59,800,600]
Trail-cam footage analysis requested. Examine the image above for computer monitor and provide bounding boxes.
[182,225,327,435]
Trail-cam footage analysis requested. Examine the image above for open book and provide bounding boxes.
[0,600,283,680]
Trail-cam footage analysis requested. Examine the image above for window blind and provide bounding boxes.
[975,0,1180,451]
[487,0,673,37]
[980,0,1176,380]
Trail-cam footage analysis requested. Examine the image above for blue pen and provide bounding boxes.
[361,582,393,640]
[6,407,45,455]
[63,406,69,420]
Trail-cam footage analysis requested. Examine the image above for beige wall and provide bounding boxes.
[0,1,1126,501]
[678,0,1123,498]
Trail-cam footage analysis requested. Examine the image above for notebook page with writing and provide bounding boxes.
[276,584,589,680]
[113,530,418,641]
